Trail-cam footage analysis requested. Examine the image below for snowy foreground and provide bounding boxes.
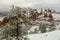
[27,30,60,40]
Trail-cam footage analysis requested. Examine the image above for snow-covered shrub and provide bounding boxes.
[39,22,47,33]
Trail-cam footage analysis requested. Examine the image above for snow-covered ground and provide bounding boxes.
[52,13,60,20]
[28,30,60,40]
[52,13,60,30]
[27,13,60,40]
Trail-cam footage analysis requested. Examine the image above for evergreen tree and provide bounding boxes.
[39,22,47,33]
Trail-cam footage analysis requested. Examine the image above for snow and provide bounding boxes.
[0,16,6,21]
[52,13,60,30]
[29,26,39,32]
[28,30,60,40]
[56,23,60,30]
[52,13,60,20]
[0,13,60,40]
[0,17,4,21]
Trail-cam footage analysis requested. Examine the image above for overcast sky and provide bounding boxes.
[0,0,60,11]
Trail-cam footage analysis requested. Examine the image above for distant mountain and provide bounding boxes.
[0,11,9,16]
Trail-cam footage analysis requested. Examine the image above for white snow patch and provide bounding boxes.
[52,13,60,20]
[0,17,4,21]
[28,30,60,40]
[29,26,39,32]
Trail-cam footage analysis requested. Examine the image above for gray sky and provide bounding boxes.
[0,0,60,11]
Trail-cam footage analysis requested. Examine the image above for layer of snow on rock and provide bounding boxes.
[0,17,4,21]
[28,30,60,40]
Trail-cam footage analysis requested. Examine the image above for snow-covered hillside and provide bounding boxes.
[28,30,60,40]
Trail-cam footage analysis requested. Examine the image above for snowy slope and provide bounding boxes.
[0,17,4,21]
[28,30,60,40]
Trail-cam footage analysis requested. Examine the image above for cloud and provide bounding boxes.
[0,0,60,11]
[0,0,60,7]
